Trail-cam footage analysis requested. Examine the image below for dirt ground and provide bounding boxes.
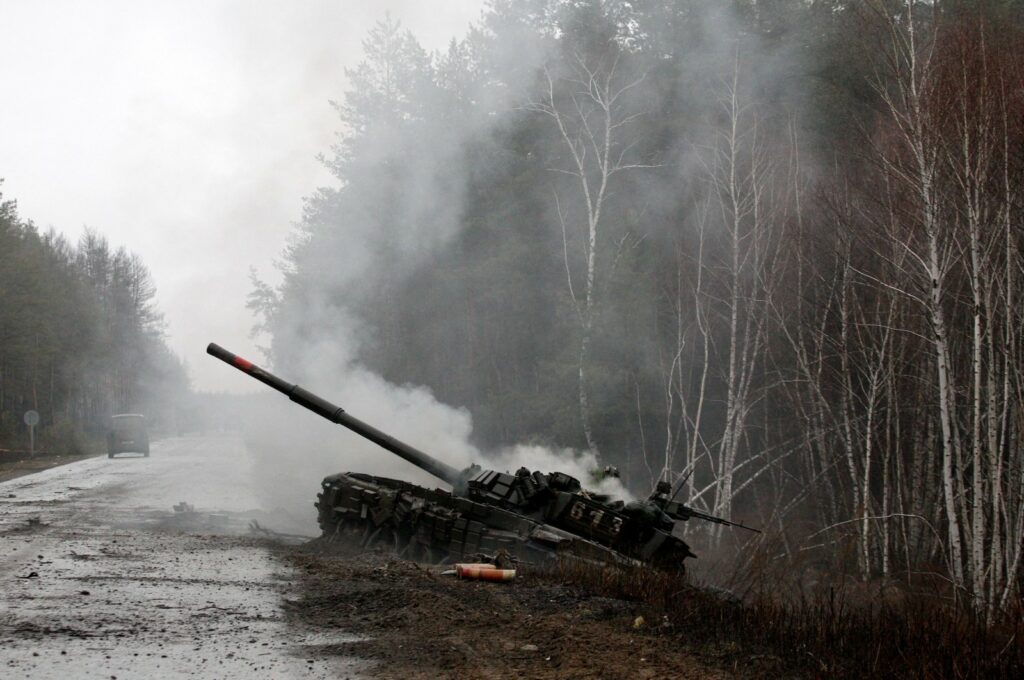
[282,542,789,680]
[1,439,794,679]
[0,452,99,483]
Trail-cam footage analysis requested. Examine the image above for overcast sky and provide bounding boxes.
[0,0,481,392]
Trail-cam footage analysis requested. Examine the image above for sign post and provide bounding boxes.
[24,410,39,456]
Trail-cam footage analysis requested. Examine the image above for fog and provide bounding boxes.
[0,0,481,393]
[0,1,787,514]
[7,0,1023,613]
[0,0,636,529]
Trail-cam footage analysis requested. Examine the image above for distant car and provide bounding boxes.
[107,414,150,458]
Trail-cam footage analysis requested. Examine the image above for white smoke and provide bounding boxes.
[242,342,632,534]
[239,5,650,532]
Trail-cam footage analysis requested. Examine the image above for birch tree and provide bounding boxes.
[869,0,967,586]
[526,51,654,457]
[704,59,775,524]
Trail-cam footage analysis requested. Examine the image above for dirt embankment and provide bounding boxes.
[0,451,100,483]
[281,543,790,680]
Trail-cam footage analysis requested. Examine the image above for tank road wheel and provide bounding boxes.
[361,524,382,548]
[315,493,329,533]
[319,513,374,547]
[326,519,347,544]
[397,539,449,565]
[362,524,407,554]
[358,521,375,547]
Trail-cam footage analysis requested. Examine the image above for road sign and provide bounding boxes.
[24,410,39,456]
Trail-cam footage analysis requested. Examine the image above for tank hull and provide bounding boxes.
[315,472,669,567]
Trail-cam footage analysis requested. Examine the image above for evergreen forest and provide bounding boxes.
[0,188,189,452]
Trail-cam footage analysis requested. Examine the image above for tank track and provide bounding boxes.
[315,472,633,565]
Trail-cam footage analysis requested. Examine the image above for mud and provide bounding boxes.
[0,436,364,679]
[281,542,764,680]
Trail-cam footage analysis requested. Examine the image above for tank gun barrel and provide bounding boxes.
[206,343,464,487]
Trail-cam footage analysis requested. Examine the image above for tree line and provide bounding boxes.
[0,186,188,451]
[253,0,1024,608]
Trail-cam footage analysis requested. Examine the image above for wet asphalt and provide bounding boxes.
[0,436,363,679]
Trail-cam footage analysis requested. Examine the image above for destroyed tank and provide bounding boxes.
[208,343,757,570]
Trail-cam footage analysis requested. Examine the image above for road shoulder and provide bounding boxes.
[0,452,102,483]
[281,542,758,680]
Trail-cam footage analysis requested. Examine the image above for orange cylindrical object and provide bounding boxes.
[457,567,516,582]
[455,563,496,576]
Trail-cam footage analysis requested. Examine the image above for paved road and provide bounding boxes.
[0,436,362,679]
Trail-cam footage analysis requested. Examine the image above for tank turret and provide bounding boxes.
[208,342,758,569]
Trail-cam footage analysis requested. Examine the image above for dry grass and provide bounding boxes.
[538,550,1024,679]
